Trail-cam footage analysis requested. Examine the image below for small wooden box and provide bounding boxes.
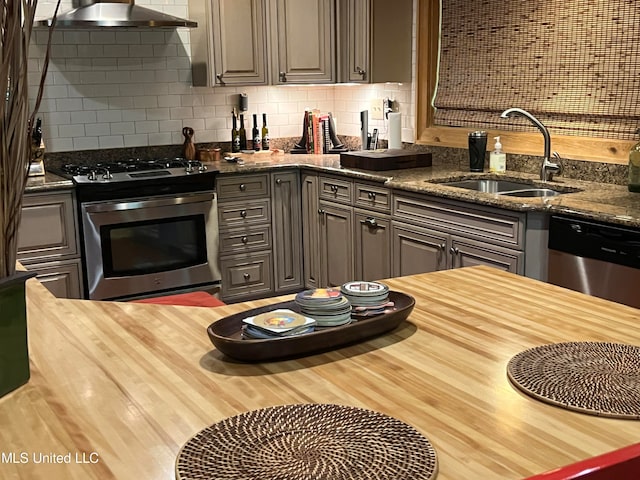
[340,149,432,171]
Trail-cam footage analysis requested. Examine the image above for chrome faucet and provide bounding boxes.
[500,108,562,181]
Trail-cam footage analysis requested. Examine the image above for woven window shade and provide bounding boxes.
[433,0,640,140]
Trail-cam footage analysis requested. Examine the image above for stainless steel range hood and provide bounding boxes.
[37,0,197,28]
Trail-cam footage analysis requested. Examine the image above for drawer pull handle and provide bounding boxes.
[449,247,459,255]
[330,185,338,193]
[318,209,325,215]
[439,243,446,251]
[275,178,282,185]
[239,184,246,191]
[241,236,248,244]
[243,273,251,280]
[367,191,376,200]
[240,210,247,218]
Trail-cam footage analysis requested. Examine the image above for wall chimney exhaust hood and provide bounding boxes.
[37,0,197,28]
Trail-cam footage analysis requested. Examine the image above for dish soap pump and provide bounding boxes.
[489,136,506,173]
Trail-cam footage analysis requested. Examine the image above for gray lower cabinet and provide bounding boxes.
[217,170,302,302]
[354,210,391,281]
[392,192,525,275]
[17,191,83,298]
[301,172,321,289]
[271,171,303,292]
[391,222,448,277]
[318,200,354,287]
[217,173,274,302]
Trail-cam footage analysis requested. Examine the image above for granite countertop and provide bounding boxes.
[28,150,640,228]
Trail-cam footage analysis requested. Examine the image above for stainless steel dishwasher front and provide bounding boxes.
[547,215,640,309]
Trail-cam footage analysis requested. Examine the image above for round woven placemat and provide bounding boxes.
[507,341,640,419]
[175,403,438,480]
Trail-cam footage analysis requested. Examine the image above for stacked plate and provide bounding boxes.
[294,288,352,327]
[242,309,316,339]
[341,281,394,318]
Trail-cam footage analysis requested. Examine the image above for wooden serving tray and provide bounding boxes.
[207,291,415,362]
[340,149,432,171]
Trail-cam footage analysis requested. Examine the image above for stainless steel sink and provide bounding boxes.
[440,179,535,193]
[428,178,581,197]
[498,188,561,197]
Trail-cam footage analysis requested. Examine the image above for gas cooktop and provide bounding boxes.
[54,158,210,184]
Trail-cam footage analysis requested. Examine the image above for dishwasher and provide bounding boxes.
[547,215,640,309]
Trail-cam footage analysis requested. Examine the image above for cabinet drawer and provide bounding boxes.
[24,258,83,299]
[354,183,391,213]
[319,175,352,204]
[393,193,525,249]
[220,252,273,300]
[18,191,78,261]
[218,199,271,228]
[216,173,269,200]
[219,224,272,255]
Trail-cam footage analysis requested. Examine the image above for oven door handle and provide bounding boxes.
[83,192,215,213]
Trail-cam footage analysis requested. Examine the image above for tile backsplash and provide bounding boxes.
[32,0,416,153]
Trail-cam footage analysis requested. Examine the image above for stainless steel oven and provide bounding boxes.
[81,190,220,300]
[54,158,221,300]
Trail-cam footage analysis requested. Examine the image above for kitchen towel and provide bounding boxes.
[388,112,402,149]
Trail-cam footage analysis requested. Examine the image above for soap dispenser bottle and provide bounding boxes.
[489,136,506,173]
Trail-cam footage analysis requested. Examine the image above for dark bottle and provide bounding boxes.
[238,114,247,151]
[231,114,240,153]
[252,113,261,151]
[261,113,270,150]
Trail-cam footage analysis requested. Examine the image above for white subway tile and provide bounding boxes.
[55,98,84,111]
[158,95,182,108]
[89,32,116,45]
[106,71,132,84]
[99,136,125,149]
[155,44,177,57]
[77,45,104,58]
[170,106,193,119]
[135,121,159,134]
[146,108,170,120]
[50,45,78,59]
[79,71,107,84]
[104,45,130,58]
[197,130,217,143]
[124,134,149,147]
[71,111,97,124]
[130,71,153,84]
[158,119,183,132]
[186,118,205,132]
[48,138,74,151]
[148,132,174,145]
[59,124,86,137]
[143,57,167,70]
[205,117,226,130]
[130,45,154,57]
[97,110,123,123]
[118,58,143,71]
[133,96,159,109]
[110,122,136,135]
[116,32,141,45]
[156,70,179,83]
[109,97,134,110]
[64,59,92,72]
[63,31,90,44]
[141,32,166,45]
[85,123,111,137]
[47,111,72,125]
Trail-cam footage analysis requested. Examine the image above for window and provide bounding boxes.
[416,0,637,164]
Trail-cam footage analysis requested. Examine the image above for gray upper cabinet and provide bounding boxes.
[337,0,413,84]
[190,0,268,86]
[270,0,335,84]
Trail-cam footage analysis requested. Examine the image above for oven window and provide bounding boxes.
[101,215,207,277]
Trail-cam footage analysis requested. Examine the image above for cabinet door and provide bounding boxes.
[451,237,523,274]
[339,0,369,83]
[391,222,449,277]
[301,173,320,289]
[354,210,390,281]
[319,201,354,287]
[271,171,303,292]
[213,0,268,86]
[18,191,78,262]
[26,259,83,299]
[271,0,335,84]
